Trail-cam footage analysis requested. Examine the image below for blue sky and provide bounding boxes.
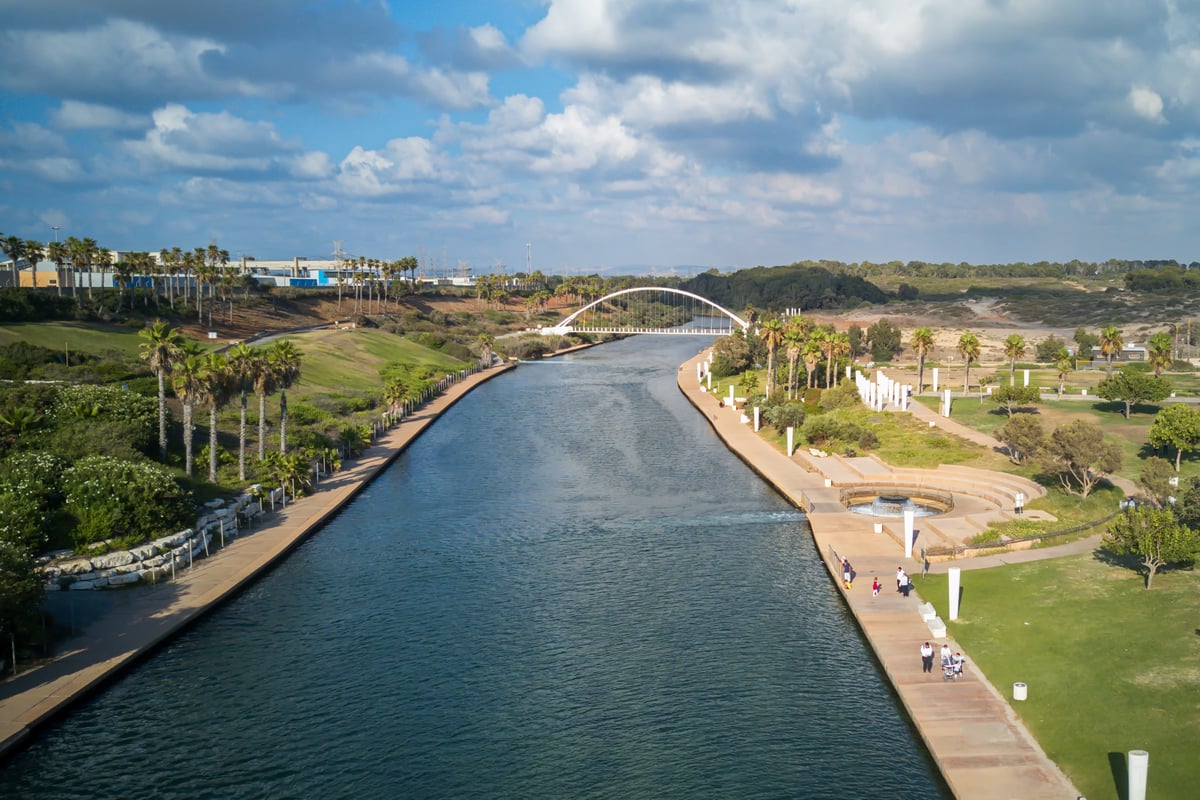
[1,0,1198,273]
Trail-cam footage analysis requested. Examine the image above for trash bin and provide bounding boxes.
[1013,682,1027,701]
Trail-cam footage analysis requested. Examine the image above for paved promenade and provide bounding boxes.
[677,355,1082,800]
[0,363,515,761]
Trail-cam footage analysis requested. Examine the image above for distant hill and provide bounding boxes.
[681,264,888,312]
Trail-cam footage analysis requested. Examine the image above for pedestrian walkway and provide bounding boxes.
[679,354,1081,800]
[0,363,516,761]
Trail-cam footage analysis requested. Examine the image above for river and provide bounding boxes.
[2,335,947,799]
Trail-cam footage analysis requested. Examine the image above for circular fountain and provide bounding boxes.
[843,488,952,518]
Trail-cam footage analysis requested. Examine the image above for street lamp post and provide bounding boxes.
[52,225,59,243]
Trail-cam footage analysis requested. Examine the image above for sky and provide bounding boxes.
[1,0,1199,274]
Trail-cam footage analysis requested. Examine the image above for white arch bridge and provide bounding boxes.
[540,287,749,336]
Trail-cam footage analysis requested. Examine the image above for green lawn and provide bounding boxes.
[294,328,467,395]
[912,560,1200,800]
[0,321,147,355]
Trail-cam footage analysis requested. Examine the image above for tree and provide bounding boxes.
[1074,327,1098,363]
[1041,419,1121,497]
[22,240,44,288]
[846,324,864,358]
[1002,334,1026,386]
[268,339,303,454]
[46,240,68,297]
[1148,402,1200,471]
[827,330,850,388]
[801,339,821,390]
[1103,506,1199,588]
[138,320,185,463]
[200,353,232,483]
[1137,456,1174,507]
[1054,348,1073,397]
[783,320,806,399]
[910,327,934,393]
[172,355,207,479]
[996,414,1044,465]
[1096,367,1170,419]
[1099,325,1123,374]
[990,385,1040,417]
[2,236,24,288]
[63,455,192,549]
[957,332,980,393]
[759,318,784,400]
[866,318,902,362]
[475,333,495,369]
[253,350,279,461]
[226,343,264,481]
[1146,331,1173,377]
[1035,334,1066,362]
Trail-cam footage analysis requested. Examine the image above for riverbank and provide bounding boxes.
[675,351,1081,800]
[0,362,516,761]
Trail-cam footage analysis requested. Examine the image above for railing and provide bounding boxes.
[922,509,1121,561]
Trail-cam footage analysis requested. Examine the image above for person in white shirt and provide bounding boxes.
[920,641,934,673]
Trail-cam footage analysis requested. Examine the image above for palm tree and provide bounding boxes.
[958,332,981,394]
[47,240,68,297]
[801,339,822,390]
[1100,325,1123,374]
[1003,334,1026,386]
[783,322,805,399]
[1147,331,1173,377]
[911,327,934,393]
[94,247,112,307]
[2,236,24,287]
[253,350,279,461]
[22,239,44,288]
[172,355,207,479]
[828,331,851,387]
[112,257,133,312]
[1054,347,1073,397]
[760,318,784,399]
[227,343,264,480]
[476,333,495,369]
[200,353,232,483]
[269,339,303,454]
[138,320,185,462]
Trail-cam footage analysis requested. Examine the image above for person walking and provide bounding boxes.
[920,641,934,673]
[895,566,904,593]
[940,643,952,668]
[899,569,911,597]
[841,558,854,590]
[871,577,880,597]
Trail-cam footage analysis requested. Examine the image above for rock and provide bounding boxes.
[69,580,95,591]
[92,551,135,570]
[153,530,192,549]
[56,558,94,575]
[107,573,140,586]
[129,545,158,562]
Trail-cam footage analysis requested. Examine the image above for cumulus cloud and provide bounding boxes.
[1129,85,1167,123]
[125,104,296,174]
[50,101,149,131]
[336,137,442,196]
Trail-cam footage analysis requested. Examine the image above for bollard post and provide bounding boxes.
[1127,750,1148,800]
[786,427,794,457]
[903,507,915,558]
[753,406,760,432]
[948,567,960,620]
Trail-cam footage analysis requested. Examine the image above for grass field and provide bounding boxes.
[294,328,467,395]
[0,321,148,355]
[912,559,1200,800]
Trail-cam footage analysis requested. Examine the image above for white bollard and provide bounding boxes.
[1128,750,1149,800]
[728,384,735,405]
[1013,682,1027,701]
[903,507,915,558]
[1023,368,1030,387]
[932,367,939,393]
[754,406,760,432]
[786,426,794,457]
[707,372,712,390]
[943,388,952,417]
[948,567,960,620]
[846,364,851,379]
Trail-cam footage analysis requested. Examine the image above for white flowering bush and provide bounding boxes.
[63,455,192,551]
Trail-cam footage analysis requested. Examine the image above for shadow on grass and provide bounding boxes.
[1107,751,1129,800]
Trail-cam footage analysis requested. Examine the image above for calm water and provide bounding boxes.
[3,336,947,800]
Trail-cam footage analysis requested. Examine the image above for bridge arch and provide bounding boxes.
[541,287,749,336]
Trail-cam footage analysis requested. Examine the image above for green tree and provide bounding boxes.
[46,240,68,298]
[846,323,864,358]
[996,414,1044,465]
[710,330,751,377]
[200,353,232,483]
[226,343,265,481]
[1096,366,1170,419]
[62,455,192,548]
[1103,506,1199,588]
[866,318,902,362]
[138,320,185,463]
[172,355,207,479]
[268,339,303,454]
[1041,419,1121,498]
[1054,348,1073,397]
[1137,456,1174,507]
[475,332,495,369]
[801,339,821,390]
[910,327,934,393]
[1147,402,1200,471]
[990,384,1040,417]
[1146,331,1173,377]
[1035,334,1066,362]
[1,236,24,288]
[1099,325,1123,374]
[1073,327,1098,363]
[1002,334,1026,386]
[759,318,784,400]
[957,332,981,394]
[22,240,44,289]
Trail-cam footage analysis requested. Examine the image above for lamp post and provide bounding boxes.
[52,225,59,243]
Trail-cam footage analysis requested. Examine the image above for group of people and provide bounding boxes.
[920,641,965,679]
[895,566,912,596]
[844,564,910,598]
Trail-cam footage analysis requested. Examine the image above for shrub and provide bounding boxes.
[764,402,806,431]
[62,456,193,550]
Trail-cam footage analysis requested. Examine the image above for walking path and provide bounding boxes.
[0,363,516,761]
[678,355,1082,800]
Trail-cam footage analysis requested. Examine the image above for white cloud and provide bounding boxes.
[336,137,441,196]
[1129,85,1167,123]
[50,101,148,131]
[125,104,296,174]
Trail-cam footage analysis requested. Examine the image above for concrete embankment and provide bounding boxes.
[0,363,516,761]
[675,352,1080,800]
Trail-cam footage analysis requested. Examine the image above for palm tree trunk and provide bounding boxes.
[279,389,288,454]
[239,390,248,481]
[157,372,168,462]
[183,403,194,478]
[209,405,219,482]
[258,392,267,460]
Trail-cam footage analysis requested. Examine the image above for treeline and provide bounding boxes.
[681,264,888,312]
[1123,265,1200,292]
[0,288,77,322]
[817,258,1197,280]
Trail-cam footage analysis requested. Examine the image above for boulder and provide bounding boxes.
[107,573,140,587]
[56,558,94,575]
[129,545,159,562]
[69,580,95,591]
[92,551,135,570]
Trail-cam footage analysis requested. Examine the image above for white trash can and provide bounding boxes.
[1013,682,1028,701]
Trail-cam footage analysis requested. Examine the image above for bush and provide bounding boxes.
[286,402,331,426]
[62,455,193,550]
[764,402,806,431]
[440,341,472,361]
[819,379,863,410]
